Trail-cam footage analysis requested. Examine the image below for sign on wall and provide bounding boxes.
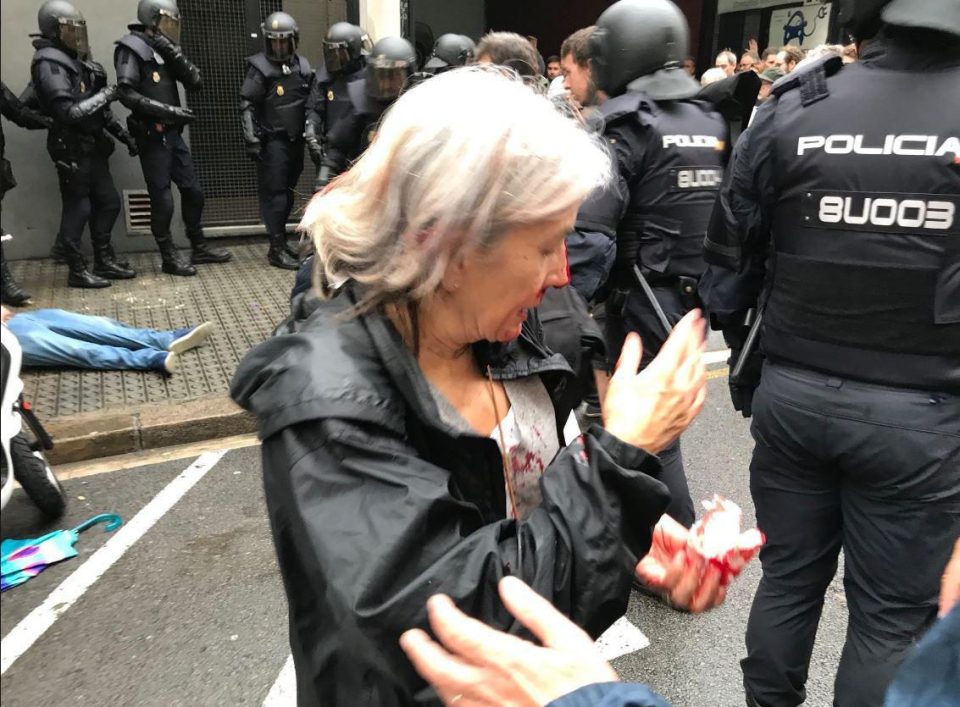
[768,2,832,48]
[719,0,828,15]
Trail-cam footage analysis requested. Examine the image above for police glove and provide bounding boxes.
[169,106,197,125]
[245,141,262,162]
[315,164,334,192]
[122,133,139,157]
[727,347,763,418]
[150,33,183,60]
[306,139,324,167]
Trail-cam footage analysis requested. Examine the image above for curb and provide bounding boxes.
[43,395,257,465]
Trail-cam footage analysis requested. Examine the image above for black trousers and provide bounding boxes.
[742,362,960,707]
[257,137,305,236]
[135,129,204,238]
[54,151,121,261]
[604,283,696,527]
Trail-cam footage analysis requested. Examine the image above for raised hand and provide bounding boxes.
[603,309,707,453]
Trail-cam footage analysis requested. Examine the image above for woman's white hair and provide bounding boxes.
[301,65,611,310]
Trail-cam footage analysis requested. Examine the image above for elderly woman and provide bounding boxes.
[232,68,719,706]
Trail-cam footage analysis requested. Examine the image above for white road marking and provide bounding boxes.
[262,654,296,707]
[262,613,649,704]
[0,450,227,675]
[704,349,731,366]
[595,616,650,660]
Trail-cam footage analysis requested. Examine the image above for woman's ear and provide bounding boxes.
[440,255,466,293]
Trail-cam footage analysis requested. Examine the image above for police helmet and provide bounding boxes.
[262,11,299,63]
[590,0,700,100]
[324,22,371,75]
[424,34,476,74]
[366,36,416,102]
[838,0,960,39]
[38,1,90,58]
[137,0,182,44]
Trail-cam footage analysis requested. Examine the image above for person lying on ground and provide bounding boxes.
[1,306,211,374]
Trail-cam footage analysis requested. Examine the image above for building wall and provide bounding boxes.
[411,0,485,43]
[1,0,156,260]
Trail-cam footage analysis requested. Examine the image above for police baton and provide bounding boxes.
[730,306,764,384]
[632,264,673,338]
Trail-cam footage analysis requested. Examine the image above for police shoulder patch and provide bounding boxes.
[771,55,843,105]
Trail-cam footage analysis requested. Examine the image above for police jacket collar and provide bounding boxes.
[31,37,75,58]
[230,281,573,440]
[860,27,960,70]
[625,66,701,101]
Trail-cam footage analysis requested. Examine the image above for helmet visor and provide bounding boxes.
[266,33,296,63]
[366,59,411,100]
[59,19,90,59]
[157,11,181,45]
[323,42,352,72]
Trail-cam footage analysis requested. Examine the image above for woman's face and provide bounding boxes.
[443,206,576,344]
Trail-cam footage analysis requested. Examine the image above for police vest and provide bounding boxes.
[604,93,727,280]
[347,78,387,156]
[766,60,960,391]
[115,32,181,108]
[314,66,363,139]
[31,44,109,161]
[247,53,311,138]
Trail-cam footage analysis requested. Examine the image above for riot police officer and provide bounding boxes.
[31,0,139,289]
[1,80,51,304]
[585,0,728,527]
[240,11,311,270]
[423,34,476,75]
[114,0,231,276]
[304,22,368,192]
[315,36,416,191]
[699,0,960,704]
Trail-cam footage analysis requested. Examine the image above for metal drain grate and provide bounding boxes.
[123,189,153,236]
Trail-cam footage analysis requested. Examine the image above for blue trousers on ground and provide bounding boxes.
[7,309,184,371]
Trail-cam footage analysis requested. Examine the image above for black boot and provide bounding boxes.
[66,254,110,289]
[187,230,231,264]
[283,235,300,259]
[1,249,32,305]
[155,235,197,277]
[267,234,299,270]
[105,243,132,270]
[93,246,137,280]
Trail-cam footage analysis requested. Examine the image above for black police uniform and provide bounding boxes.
[1,80,51,304]
[317,78,387,185]
[240,52,311,266]
[304,65,363,181]
[586,92,728,527]
[114,30,229,273]
[31,39,136,286]
[700,34,960,707]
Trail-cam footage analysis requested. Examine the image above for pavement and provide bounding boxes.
[5,240,299,464]
[0,373,852,707]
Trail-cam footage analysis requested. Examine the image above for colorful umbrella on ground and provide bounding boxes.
[1,513,122,591]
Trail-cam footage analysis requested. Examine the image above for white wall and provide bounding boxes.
[359,0,402,40]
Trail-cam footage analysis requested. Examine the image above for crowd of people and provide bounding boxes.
[1,0,958,705]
